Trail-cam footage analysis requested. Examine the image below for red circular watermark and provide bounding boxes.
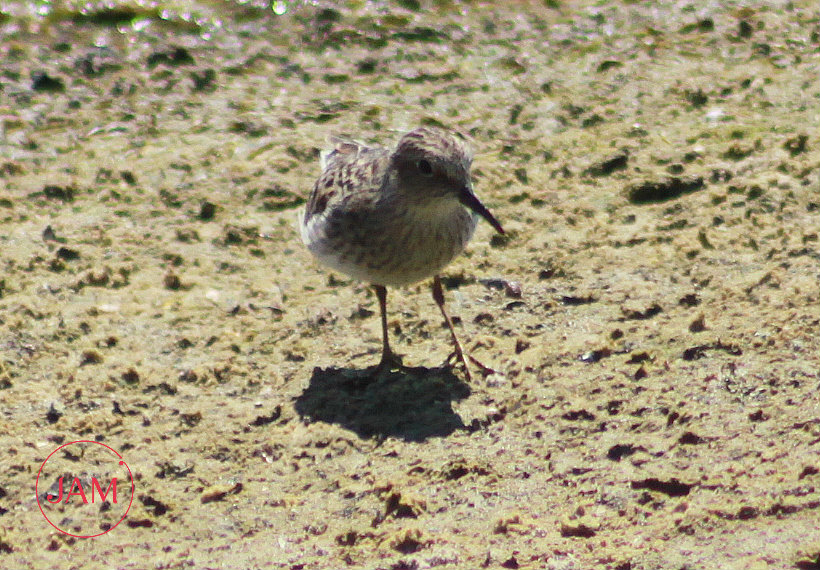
[35,440,135,538]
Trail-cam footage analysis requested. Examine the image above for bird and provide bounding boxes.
[300,127,504,381]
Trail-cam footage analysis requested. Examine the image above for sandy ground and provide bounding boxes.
[1,1,819,568]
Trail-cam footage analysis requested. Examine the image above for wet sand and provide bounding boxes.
[1,1,818,568]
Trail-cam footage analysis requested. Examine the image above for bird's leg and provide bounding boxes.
[373,284,403,374]
[432,275,472,382]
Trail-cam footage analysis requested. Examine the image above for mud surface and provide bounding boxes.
[1,1,819,568]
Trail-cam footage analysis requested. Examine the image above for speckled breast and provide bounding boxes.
[302,202,478,287]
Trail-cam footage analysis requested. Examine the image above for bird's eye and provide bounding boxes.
[417,159,433,176]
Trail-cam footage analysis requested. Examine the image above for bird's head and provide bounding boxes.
[391,127,504,234]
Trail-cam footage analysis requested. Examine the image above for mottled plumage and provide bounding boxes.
[300,127,504,380]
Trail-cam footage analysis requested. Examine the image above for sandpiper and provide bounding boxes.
[300,127,504,381]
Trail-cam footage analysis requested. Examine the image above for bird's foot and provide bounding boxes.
[371,350,406,378]
[444,349,472,382]
[445,351,498,381]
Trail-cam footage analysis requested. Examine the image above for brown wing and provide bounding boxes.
[305,139,389,223]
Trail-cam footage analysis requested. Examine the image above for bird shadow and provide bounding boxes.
[293,364,471,442]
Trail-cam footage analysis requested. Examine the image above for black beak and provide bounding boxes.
[459,187,504,235]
